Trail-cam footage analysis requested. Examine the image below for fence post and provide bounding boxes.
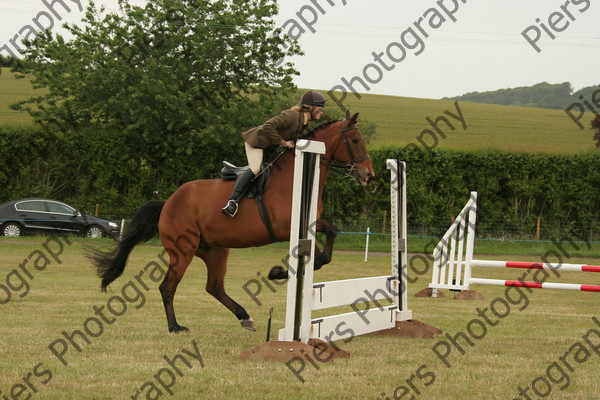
[364,227,370,262]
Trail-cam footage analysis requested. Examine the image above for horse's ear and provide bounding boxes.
[350,112,359,125]
[345,110,351,120]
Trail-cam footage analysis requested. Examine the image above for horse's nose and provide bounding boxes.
[364,171,374,185]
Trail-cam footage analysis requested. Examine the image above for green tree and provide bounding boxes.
[12,0,301,185]
[592,114,600,148]
[443,81,579,110]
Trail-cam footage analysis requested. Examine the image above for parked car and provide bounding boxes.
[0,199,119,238]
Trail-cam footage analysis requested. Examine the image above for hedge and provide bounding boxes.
[2,127,600,239]
[321,146,600,240]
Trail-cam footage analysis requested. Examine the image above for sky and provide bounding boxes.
[1,0,598,100]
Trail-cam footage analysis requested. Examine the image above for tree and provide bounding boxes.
[443,81,579,110]
[0,55,21,68]
[592,114,600,148]
[12,0,301,184]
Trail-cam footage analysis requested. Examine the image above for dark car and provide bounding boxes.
[0,199,119,238]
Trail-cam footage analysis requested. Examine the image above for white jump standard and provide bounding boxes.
[427,191,600,298]
[303,160,439,343]
[242,156,440,363]
[241,139,341,362]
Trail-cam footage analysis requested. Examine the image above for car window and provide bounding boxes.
[16,201,45,212]
[47,202,75,214]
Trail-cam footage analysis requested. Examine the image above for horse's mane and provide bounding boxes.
[302,120,341,139]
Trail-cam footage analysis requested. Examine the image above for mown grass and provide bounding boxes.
[1,237,600,399]
[2,67,596,152]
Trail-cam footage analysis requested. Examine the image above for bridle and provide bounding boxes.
[319,120,370,182]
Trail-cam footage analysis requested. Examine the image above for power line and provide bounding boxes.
[315,23,600,40]
[306,29,600,49]
[1,4,598,50]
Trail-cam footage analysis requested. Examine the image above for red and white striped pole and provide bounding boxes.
[471,259,600,273]
[470,278,600,292]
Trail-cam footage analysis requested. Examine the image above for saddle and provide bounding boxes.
[220,161,270,199]
[220,157,278,242]
[220,149,278,197]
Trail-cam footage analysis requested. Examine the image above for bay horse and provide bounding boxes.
[89,111,374,333]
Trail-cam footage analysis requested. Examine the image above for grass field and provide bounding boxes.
[334,92,598,153]
[2,67,597,152]
[1,237,600,399]
[0,68,44,128]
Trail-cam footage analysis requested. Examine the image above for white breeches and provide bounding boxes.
[245,142,263,175]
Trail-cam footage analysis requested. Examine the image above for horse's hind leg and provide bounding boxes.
[198,247,256,331]
[159,234,199,333]
[268,219,337,280]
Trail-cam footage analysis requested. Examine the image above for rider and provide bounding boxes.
[221,90,326,217]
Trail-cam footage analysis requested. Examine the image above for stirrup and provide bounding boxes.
[221,200,238,217]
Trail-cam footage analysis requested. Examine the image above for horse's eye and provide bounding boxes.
[352,138,359,144]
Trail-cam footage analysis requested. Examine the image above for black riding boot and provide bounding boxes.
[221,169,255,217]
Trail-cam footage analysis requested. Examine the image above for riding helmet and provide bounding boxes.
[300,90,326,107]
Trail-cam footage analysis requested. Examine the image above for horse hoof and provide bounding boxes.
[169,325,190,333]
[241,317,256,331]
[268,266,289,280]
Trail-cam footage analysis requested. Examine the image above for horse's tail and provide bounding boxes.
[87,200,165,291]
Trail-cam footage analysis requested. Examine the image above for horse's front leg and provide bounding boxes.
[268,219,337,280]
[313,219,337,270]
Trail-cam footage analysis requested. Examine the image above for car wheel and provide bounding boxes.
[85,225,104,239]
[3,223,22,237]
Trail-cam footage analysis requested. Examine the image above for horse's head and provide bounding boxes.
[310,111,374,185]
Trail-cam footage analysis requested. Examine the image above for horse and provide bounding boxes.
[88,111,374,333]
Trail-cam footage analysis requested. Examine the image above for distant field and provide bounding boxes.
[0,68,42,128]
[1,67,597,152]
[327,91,598,153]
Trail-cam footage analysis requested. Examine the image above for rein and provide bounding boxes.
[252,148,289,181]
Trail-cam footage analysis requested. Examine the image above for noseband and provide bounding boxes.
[320,120,370,182]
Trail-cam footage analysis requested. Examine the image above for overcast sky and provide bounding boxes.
[1,0,598,99]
